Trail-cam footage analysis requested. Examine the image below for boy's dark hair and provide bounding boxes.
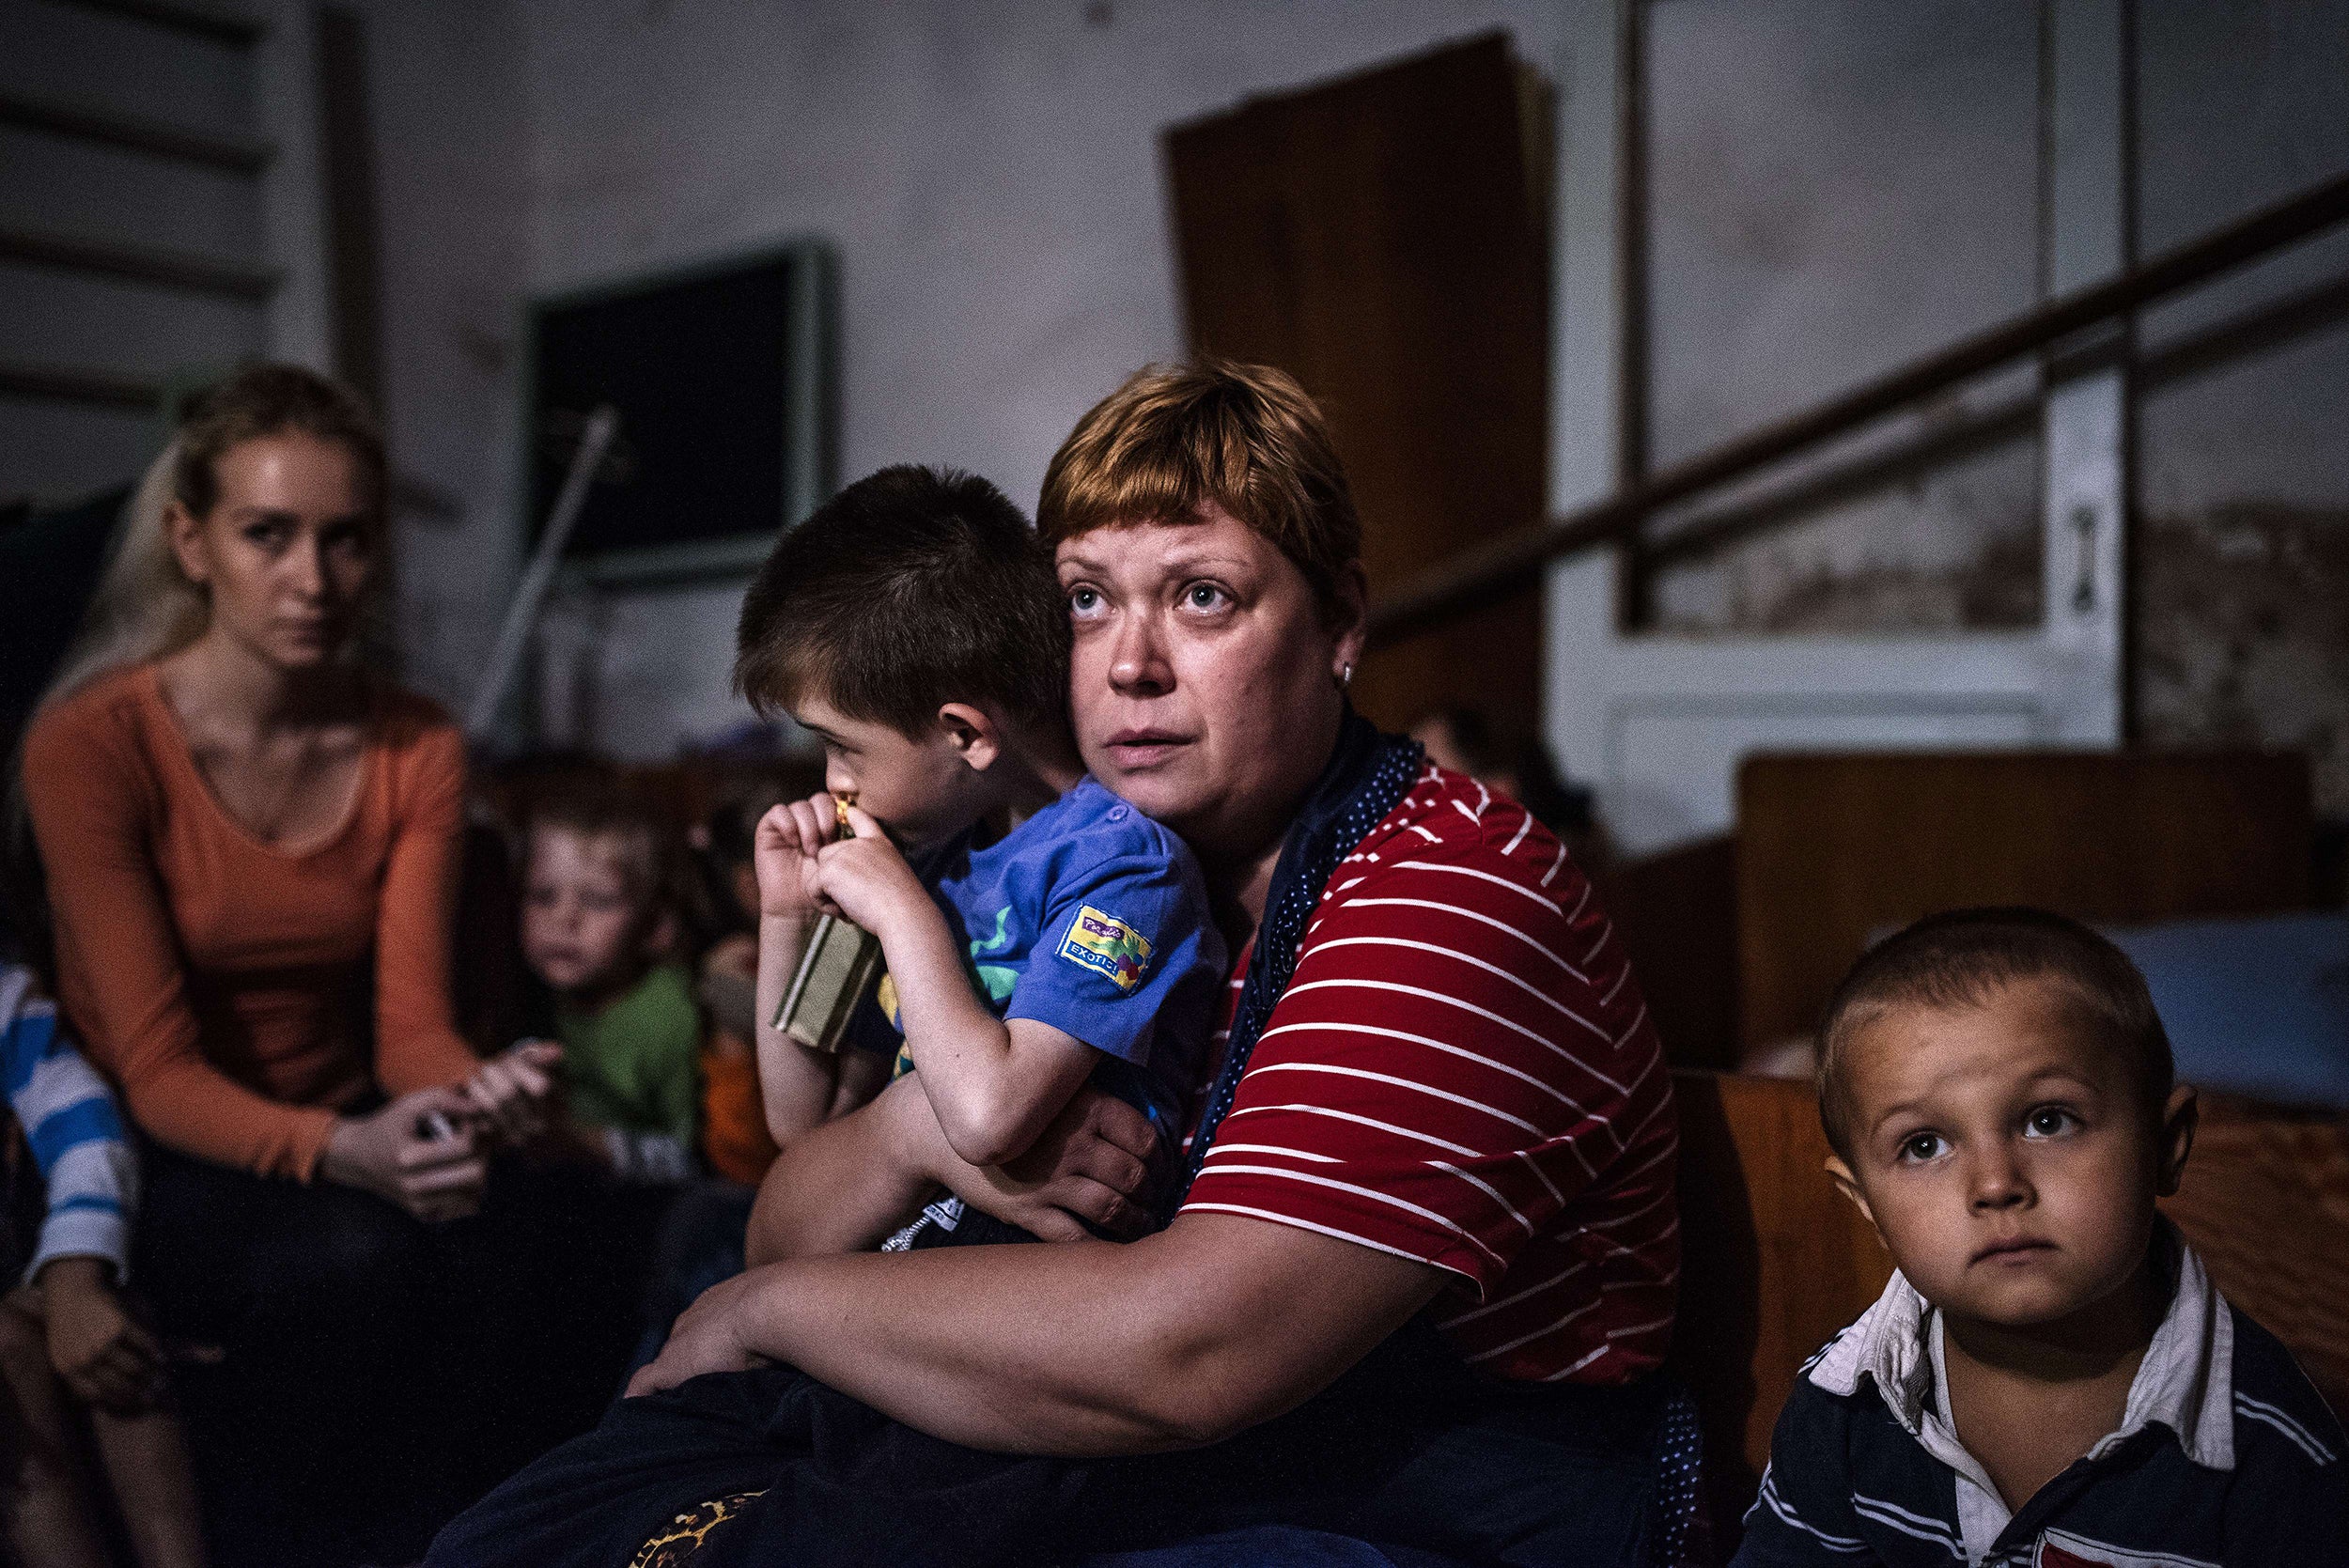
[1815,907,2173,1161]
[733,466,1069,737]
[521,780,679,912]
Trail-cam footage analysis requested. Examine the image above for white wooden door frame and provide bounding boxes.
[1542,0,2131,857]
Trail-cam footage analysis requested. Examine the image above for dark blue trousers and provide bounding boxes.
[137,1142,663,1566]
[427,1320,1667,1568]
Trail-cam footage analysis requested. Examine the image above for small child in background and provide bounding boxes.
[1736,908,2347,1567]
[0,960,206,1568]
[519,786,699,1185]
[733,464,1226,1253]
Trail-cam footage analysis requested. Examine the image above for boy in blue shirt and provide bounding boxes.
[735,465,1224,1247]
[1736,908,2346,1567]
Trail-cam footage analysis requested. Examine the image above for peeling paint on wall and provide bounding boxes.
[2138,503,2349,815]
[1650,434,2042,634]
[1656,520,2040,636]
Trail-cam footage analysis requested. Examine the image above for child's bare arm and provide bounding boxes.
[37,1258,163,1413]
[815,806,1098,1168]
[88,1398,209,1568]
[747,1075,953,1260]
[745,1074,1155,1265]
[879,932,1097,1168]
[753,795,889,1144]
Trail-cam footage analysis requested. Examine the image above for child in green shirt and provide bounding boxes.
[519,786,699,1183]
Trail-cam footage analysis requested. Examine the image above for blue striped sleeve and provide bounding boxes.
[25,1094,126,1171]
[2,967,137,1282]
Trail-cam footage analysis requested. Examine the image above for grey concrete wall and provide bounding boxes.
[2134,0,2349,812]
[1642,0,2044,634]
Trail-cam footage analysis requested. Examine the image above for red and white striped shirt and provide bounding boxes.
[1179,763,1678,1384]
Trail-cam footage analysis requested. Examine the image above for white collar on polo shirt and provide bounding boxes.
[1805,1219,2233,1563]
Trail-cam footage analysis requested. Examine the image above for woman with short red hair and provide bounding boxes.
[435,363,1684,1567]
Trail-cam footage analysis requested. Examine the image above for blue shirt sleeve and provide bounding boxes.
[1003,844,1223,1067]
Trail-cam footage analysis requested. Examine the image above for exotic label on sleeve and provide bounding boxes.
[1058,904,1153,993]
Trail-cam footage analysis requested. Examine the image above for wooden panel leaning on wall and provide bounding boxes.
[1163,30,1549,743]
[1672,1072,2349,1545]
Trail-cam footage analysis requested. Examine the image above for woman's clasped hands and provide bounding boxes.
[320,1040,565,1222]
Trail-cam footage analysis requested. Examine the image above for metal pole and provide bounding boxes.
[465,404,619,741]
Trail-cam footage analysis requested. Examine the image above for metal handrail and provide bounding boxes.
[1365,165,2349,648]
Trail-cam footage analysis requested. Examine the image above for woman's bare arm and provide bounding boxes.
[640,1211,1446,1454]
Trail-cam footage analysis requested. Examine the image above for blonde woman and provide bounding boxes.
[21,364,553,1561]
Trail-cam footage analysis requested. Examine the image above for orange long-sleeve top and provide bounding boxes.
[23,664,481,1180]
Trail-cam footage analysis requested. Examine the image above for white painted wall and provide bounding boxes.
[517,0,1574,512]
[1641,0,2044,633]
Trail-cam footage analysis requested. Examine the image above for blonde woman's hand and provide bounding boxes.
[322,1087,488,1222]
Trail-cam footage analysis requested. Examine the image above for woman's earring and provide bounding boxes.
[1339,661,1355,688]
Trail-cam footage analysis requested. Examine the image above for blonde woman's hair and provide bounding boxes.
[38,441,209,709]
[37,363,389,713]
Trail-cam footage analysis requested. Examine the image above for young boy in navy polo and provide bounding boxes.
[1735,908,2346,1568]
[733,465,1224,1245]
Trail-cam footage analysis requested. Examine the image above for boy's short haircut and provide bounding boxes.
[733,465,1068,737]
[522,782,677,911]
[1815,907,2173,1161]
[1036,360,1361,620]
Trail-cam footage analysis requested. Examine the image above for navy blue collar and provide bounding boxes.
[1172,706,1423,1214]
